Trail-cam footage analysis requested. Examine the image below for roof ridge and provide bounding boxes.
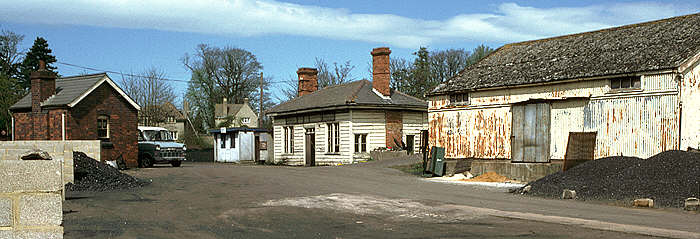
[347,80,368,102]
[507,12,700,48]
[59,72,107,80]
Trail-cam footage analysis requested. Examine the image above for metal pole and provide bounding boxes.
[259,72,264,128]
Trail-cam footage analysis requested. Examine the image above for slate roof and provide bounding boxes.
[10,73,107,110]
[431,13,700,95]
[267,79,427,115]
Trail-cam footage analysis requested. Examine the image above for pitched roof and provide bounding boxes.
[161,102,185,120]
[214,103,245,118]
[431,13,700,95]
[267,80,427,115]
[10,73,141,110]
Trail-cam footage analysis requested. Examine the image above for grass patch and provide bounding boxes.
[390,162,426,176]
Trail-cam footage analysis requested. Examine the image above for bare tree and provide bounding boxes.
[183,44,273,130]
[277,58,355,102]
[119,67,177,126]
[0,30,24,78]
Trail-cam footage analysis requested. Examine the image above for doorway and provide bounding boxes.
[305,128,315,166]
[511,102,551,163]
[406,135,415,154]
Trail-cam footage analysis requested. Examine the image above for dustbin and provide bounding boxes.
[427,147,445,176]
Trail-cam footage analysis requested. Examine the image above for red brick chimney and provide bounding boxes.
[371,47,391,97]
[297,67,318,97]
[30,60,56,113]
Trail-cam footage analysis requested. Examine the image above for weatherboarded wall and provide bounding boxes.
[273,110,427,165]
[429,72,684,160]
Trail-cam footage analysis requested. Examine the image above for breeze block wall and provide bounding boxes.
[0,140,100,184]
[0,159,63,238]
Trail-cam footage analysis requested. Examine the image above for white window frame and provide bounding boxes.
[284,126,294,154]
[97,115,109,139]
[354,133,367,153]
[242,117,251,124]
[327,123,340,153]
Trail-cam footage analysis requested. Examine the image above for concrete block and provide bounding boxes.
[13,229,63,239]
[19,194,62,226]
[561,189,576,199]
[685,198,699,211]
[0,197,11,227]
[0,230,12,238]
[0,161,62,193]
[633,198,654,208]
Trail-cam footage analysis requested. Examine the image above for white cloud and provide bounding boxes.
[0,0,695,48]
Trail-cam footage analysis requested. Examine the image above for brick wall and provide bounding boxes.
[385,111,403,149]
[68,84,138,167]
[0,160,63,238]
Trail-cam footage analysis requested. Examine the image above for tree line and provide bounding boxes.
[0,29,59,138]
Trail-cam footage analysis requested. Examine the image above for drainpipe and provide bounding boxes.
[676,72,683,150]
[62,113,66,141]
[11,116,14,141]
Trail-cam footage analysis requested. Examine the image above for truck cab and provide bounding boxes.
[138,126,186,167]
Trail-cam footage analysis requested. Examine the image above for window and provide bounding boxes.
[220,134,226,149]
[97,115,109,139]
[242,117,250,124]
[450,93,469,104]
[354,134,367,153]
[284,126,294,153]
[327,123,340,153]
[610,76,641,91]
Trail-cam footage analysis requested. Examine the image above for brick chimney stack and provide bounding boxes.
[371,47,391,97]
[297,67,318,97]
[30,60,56,113]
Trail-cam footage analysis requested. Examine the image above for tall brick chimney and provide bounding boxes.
[30,60,56,113]
[297,67,318,97]
[371,47,391,97]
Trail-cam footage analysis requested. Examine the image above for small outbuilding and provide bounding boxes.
[209,127,270,163]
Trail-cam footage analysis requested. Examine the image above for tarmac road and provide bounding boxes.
[63,159,699,238]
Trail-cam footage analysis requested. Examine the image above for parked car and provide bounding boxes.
[138,126,186,167]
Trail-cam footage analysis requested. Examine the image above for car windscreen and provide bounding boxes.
[142,130,174,141]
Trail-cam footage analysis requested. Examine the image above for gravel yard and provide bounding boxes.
[521,150,700,207]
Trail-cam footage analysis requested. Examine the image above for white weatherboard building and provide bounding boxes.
[267,48,428,166]
[428,13,700,162]
[210,128,269,163]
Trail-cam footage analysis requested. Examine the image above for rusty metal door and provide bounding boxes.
[305,128,315,166]
[511,103,551,163]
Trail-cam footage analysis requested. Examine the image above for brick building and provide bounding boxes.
[266,47,428,166]
[9,63,141,167]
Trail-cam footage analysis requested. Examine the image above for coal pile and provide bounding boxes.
[66,152,148,192]
[521,151,700,208]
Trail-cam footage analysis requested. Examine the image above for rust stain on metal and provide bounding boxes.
[429,107,510,159]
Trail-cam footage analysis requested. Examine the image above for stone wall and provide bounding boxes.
[0,140,100,184]
[0,160,63,238]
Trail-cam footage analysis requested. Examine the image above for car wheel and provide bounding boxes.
[142,156,154,168]
[171,161,182,167]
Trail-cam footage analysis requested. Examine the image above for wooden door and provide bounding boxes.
[254,135,260,162]
[511,103,551,163]
[305,128,315,166]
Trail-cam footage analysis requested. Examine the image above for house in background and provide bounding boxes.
[427,13,700,165]
[214,98,258,128]
[266,47,428,166]
[10,63,140,167]
[138,101,187,143]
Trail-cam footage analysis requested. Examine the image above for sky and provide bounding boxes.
[1,0,698,105]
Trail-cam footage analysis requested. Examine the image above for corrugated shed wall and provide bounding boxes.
[585,93,679,158]
[429,72,682,160]
[550,100,587,159]
[429,106,511,159]
[681,63,700,150]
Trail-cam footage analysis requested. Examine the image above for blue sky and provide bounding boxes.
[1,0,698,105]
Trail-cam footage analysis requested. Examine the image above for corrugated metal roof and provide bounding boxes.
[10,73,106,110]
[267,79,427,115]
[431,12,700,95]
